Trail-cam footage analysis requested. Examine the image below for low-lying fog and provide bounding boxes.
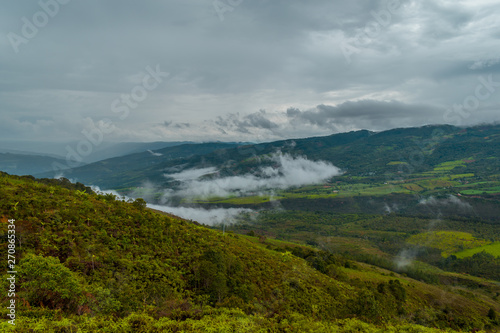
[93,153,342,225]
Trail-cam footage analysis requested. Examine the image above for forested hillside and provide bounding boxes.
[1,172,499,332]
[45,124,500,192]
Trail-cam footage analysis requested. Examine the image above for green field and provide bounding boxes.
[406,231,491,257]
[455,242,500,259]
[460,187,500,195]
[448,173,475,180]
[414,179,458,190]
[119,154,500,205]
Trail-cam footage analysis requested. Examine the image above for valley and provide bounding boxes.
[1,124,499,331]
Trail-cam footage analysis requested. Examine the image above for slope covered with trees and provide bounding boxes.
[0,172,499,331]
[40,124,500,192]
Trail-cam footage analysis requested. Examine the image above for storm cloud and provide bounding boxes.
[285,100,447,131]
[2,0,500,151]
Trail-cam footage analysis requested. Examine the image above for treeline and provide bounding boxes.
[438,252,500,281]
[0,171,94,194]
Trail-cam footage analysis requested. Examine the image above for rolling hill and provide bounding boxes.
[0,152,71,176]
[1,172,499,331]
[43,124,500,192]
[37,142,243,189]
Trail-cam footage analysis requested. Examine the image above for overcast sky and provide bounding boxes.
[2,0,500,148]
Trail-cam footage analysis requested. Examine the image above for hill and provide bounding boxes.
[0,141,198,165]
[0,152,71,176]
[39,124,500,229]
[1,172,498,331]
[44,124,500,194]
[37,142,244,189]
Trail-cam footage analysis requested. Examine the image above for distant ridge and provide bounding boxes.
[36,124,500,192]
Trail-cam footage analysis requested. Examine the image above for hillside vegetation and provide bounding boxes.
[46,124,500,196]
[1,172,499,331]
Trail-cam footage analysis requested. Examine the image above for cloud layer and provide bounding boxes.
[116,153,341,225]
[165,153,342,198]
[418,195,472,211]
[2,0,500,149]
[147,204,253,227]
[91,186,252,226]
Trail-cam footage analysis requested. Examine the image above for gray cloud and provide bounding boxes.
[470,58,500,71]
[1,0,500,148]
[215,110,279,134]
[285,100,446,131]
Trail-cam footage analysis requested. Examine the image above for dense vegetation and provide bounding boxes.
[2,124,499,331]
[1,172,499,331]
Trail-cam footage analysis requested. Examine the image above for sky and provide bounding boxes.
[2,0,500,151]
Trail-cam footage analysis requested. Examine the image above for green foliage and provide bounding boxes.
[439,251,500,281]
[0,172,497,332]
[406,231,490,257]
[488,307,497,321]
[2,309,484,332]
[455,242,500,258]
[132,198,147,209]
[12,254,84,311]
[377,279,406,302]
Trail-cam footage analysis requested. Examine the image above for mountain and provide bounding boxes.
[79,141,197,163]
[0,172,498,331]
[49,124,500,193]
[37,142,244,188]
[0,140,201,165]
[0,152,71,176]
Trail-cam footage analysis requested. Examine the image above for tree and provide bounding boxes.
[488,307,497,321]
[133,198,147,209]
[16,254,84,311]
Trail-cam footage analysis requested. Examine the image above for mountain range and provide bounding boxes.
[34,124,499,190]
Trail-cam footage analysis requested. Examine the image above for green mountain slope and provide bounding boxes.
[0,172,498,331]
[0,153,71,176]
[37,142,242,189]
[49,124,500,193]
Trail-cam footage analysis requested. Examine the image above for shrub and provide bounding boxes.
[16,254,84,311]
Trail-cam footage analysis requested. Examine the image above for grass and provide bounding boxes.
[402,183,425,191]
[455,181,494,188]
[185,176,494,204]
[436,160,469,168]
[460,188,500,195]
[319,235,389,257]
[415,179,458,190]
[448,173,475,180]
[454,242,500,259]
[406,231,491,257]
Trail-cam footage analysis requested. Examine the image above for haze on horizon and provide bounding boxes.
[2,0,500,155]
